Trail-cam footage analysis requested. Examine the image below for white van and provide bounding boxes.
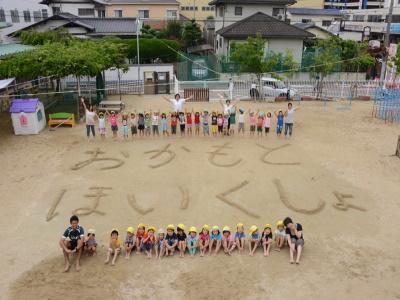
[261,77,296,98]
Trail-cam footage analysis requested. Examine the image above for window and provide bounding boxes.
[139,10,149,19]
[11,9,20,23]
[216,39,218,49]
[167,10,177,19]
[272,8,284,16]
[219,6,224,17]
[302,19,312,23]
[195,6,198,10]
[33,11,42,21]
[219,37,222,48]
[211,6,215,10]
[98,10,105,18]
[202,6,206,11]
[114,10,123,17]
[42,9,48,18]
[234,6,242,16]
[78,8,94,16]
[52,7,61,15]
[189,6,194,10]
[367,15,382,22]
[352,15,364,21]
[322,20,331,26]
[23,10,31,22]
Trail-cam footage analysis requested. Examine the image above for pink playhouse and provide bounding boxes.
[9,99,46,135]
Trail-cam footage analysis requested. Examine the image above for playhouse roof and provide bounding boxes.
[9,99,40,113]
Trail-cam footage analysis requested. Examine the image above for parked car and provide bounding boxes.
[192,59,208,79]
[260,77,296,99]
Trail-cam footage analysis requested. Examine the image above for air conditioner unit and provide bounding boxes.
[276,14,285,20]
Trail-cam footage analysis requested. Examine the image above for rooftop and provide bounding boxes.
[216,12,315,39]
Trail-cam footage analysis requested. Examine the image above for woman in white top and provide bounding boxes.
[163,94,193,113]
[81,97,96,139]
[284,102,299,137]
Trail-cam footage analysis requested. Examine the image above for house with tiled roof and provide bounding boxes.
[214,12,314,63]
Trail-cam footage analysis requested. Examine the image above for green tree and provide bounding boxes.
[140,24,158,38]
[230,34,298,80]
[182,20,202,47]
[19,28,72,45]
[163,20,182,39]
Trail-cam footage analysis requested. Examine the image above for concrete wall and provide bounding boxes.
[105,4,179,19]
[178,0,215,21]
[291,0,324,8]
[288,13,340,28]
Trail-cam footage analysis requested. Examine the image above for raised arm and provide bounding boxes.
[80,97,88,111]
[163,96,171,103]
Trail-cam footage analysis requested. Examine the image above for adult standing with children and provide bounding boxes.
[283,217,304,264]
[81,97,96,140]
[284,102,299,137]
[163,94,193,113]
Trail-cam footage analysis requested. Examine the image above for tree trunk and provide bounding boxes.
[77,76,81,122]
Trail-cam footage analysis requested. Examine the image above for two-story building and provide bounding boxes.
[210,0,314,63]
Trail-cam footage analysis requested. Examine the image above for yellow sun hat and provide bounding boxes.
[137,223,146,229]
[177,223,186,231]
[202,224,210,231]
[158,228,165,235]
[276,220,284,227]
[212,225,219,231]
[189,226,197,233]
[147,226,156,232]
[166,224,175,230]
[111,228,119,235]
[222,226,231,232]
[264,224,272,230]
[249,225,258,234]
[236,223,244,228]
[126,227,134,234]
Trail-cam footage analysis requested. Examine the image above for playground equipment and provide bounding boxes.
[372,88,400,123]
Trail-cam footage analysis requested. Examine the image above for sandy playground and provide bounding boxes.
[0,95,399,300]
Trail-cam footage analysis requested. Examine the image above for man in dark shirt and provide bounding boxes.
[283,217,304,264]
[59,215,85,272]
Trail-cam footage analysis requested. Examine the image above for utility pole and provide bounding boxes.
[136,17,141,89]
[381,0,395,81]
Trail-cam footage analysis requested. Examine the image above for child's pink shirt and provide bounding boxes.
[109,115,118,126]
[217,117,223,126]
[249,116,256,126]
[263,117,271,128]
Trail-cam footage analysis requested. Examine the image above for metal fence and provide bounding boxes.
[372,88,400,123]
[175,78,385,101]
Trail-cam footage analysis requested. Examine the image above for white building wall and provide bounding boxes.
[50,2,97,16]
[288,13,340,27]
[0,0,52,42]
[267,39,304,63]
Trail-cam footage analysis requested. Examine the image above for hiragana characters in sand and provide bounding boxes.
[332,191,366,212]
[208,142,242,168]
[256,144,300,165]
[144,143,176,168]
[72,187,111,216]
[71,148,124,170]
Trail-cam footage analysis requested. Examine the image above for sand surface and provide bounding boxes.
[0,96,399,300]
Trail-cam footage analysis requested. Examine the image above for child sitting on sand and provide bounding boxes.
[261,224,273,257]
[187,227,198,257]
[124,227,136,259]
[233,223,246,254]
[156,229,166,259]
[142,227,156,259]
[177,224,187,258]
[222,226,234,255]
[84,229,97,256]
[209,225,222,256]
[248,225,260,256]
[165,224,178,256]
[135,224,146,254]
[105,229,121,266]
[199,224,210,257]
[274,220,286,251]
